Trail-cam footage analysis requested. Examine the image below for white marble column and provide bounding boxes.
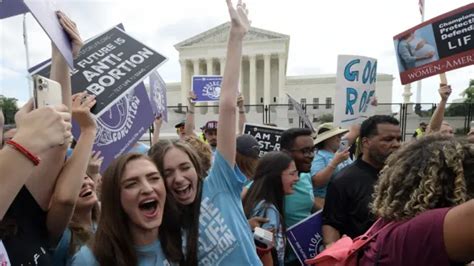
[249,55,257,105]
[179,59,189,105]
[219,58,226,75]
[206,58,213,75]
[193,59,200,76]
[263,54,271,105]
[278,54,286,104]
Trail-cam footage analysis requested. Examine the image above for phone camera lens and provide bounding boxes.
[38,85,43,90]
[38,78,43,84]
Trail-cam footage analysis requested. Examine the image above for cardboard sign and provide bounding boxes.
[31,25,167,116]
[243,123,286,156]
[192,75,222,102]
[394,3,474,84]
[23,0,74,69]
[0,0,29,19]
[148,71,168,121]
[72,83,154,173]
[286,210,324,265]
[287,93,315,132]
[334,55,377,127]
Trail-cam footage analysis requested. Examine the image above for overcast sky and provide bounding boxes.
[1,0,473,107]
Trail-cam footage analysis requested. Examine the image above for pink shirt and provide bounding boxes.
[360,208,464,266]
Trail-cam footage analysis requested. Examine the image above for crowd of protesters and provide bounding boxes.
[1,1,473,266]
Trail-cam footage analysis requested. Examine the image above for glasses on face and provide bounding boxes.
[290,147,315,157]
[176,126,185,134]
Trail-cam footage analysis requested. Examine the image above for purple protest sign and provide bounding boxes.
[0,0,29,19]
[23,0,74,69]
[192,75,222,102]
[148,71,168,122]
[286,210,324,265]
[72,83,154,173]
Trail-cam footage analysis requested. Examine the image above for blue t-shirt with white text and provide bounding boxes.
[197,150,261,265]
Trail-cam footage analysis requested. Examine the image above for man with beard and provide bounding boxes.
[322,115,401,247]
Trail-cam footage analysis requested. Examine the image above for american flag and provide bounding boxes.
[419,0,425,17]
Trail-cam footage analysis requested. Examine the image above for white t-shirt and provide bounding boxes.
[0,240,11,266]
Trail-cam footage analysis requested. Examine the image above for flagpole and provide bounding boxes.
[23,14,32,98]
[416,0,425,105]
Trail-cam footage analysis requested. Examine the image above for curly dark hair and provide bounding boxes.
[371,135,473,221]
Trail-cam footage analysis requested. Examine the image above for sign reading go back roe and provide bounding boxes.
[334,55,377,127]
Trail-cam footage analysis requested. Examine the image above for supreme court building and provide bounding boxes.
[160,22,394,132]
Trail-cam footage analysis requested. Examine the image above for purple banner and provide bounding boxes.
[23,0,74,69]
[0,0,29,19]
[148,71,168,122]
[72,83,154,173]
[192,75,222,102]
[286,210,324,265]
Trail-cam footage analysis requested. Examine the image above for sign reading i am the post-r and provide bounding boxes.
[31,25,167,116]
[243,123,286,157]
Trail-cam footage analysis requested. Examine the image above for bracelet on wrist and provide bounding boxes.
[328,164,336,170]
[239,110,245,114]
[6,140,41,166]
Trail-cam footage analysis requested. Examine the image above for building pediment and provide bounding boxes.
[175,22,289,50]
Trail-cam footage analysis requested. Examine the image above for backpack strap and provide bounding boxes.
[349,219,395,254]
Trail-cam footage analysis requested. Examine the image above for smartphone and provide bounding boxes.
[338,139,349,152]
[254,227,273,248]
[33,75,62,108]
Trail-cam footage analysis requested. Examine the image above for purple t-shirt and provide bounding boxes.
[360,208,463,266]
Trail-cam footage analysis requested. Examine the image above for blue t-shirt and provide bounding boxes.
[198,150,261,265]
[70,240,172,266]
[311,149,352,198]
[251,201,285,266]
[284,172,314,228]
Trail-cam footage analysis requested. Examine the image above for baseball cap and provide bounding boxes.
[236,134,260,158]
[201,120,218,131]
[174,120,185,128]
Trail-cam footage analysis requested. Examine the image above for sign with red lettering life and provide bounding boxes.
[394,3,474,85]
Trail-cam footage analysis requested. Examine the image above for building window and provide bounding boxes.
[326,97,332,109]
[289,118,294,124]
[288,99,294,110]
[313,98,319,109]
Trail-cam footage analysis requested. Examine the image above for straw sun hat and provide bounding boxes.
[313,123,349,145]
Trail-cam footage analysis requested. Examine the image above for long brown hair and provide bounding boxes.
[91,153,159,266]
[149,139,205,265]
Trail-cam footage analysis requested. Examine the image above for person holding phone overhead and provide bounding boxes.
[310,123,352,210]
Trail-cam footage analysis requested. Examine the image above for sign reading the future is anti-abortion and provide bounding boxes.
[394,3,474,84]
[72,83,154,173]
[192,75,223,102]
[334,55,377,127]
[243,123,286,157]
[32,25,167,116]
[286,210,324,266]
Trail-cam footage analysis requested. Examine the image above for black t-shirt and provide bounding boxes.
[322,159,379,238]
[1,186,52,265]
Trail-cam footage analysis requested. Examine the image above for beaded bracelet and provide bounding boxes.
[6,140,41,166]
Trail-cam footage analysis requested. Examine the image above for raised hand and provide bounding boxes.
[14,99,72,154]
[71,92,96,133]
[439,84,452,102]
[87,150,104,177]
[237,93,245,108]
[56,11,83,58]
[226,0,250,38]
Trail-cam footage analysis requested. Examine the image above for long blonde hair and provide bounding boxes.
[371,135,470,221]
